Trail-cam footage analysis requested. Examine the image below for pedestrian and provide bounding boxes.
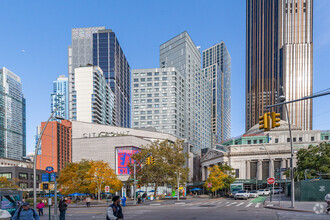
[142,192,147,203]
[121,196,126,207]
[107,196,123,220]
[37,201,45,216]
[137,193,141,204]
[12,202,40,220]
[86,196,91,207]
[58,198,68,220]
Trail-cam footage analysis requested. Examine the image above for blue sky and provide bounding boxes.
[0,0,329,154]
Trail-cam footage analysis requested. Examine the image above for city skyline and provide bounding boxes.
[0,0,329,154]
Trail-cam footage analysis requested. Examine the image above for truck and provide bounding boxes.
[230,183,244,198]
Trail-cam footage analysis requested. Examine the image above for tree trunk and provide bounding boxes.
[154,183,158,198]
[98,185,101,203]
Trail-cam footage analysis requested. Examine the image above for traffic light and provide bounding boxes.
[259,113,270,131]
[150,156,155,164]
[145,156,150,165]
[271,112,281,128]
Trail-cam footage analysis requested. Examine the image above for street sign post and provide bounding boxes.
[267,178,275,184]
[45,166,54,173]
[105,186,110,193]
[45,167,54,220]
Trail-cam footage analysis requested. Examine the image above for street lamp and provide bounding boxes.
[278,91,295,208]
[33,106,64,209]
[174,171,180,201]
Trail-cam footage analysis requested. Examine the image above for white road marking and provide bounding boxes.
[226,202,237,206]
[175,202,186,205]
[255,203,261,208]
[236,202,244,206]
[150,203,161,206]
[246,203,253,207]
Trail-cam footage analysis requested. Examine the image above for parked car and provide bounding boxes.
[273,187,283,194]
[234,190,249,200]
[248,190,259,198]
[257,189,270,196]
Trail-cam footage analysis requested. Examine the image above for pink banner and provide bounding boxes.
[117,147,140,175]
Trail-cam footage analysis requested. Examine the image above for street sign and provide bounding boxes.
[45,166,54,173]
[207,182,212,188]
[105,186,110,193]
[275,168,287,172]
[42,173,56,182]
[267,177,275,184]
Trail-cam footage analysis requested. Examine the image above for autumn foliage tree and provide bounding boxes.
[0,177,19,189]
[86,160,123,202]
[130,139,189,197]
[58,160,122,199]
[204,165,229,192]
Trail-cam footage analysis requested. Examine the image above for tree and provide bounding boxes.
[218,164,236,192]
[285,142,330,180]
[86,160,123,202]
[57,160,91,195]
[204,165,228,192]
[0,177,19,189]
[130,139,189,197]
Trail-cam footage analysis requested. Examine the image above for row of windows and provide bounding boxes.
[0,173,40,180]
[133,82,170,87]
[133,77,173,82]
[133,72,176,77]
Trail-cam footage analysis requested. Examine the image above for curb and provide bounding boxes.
[264,205,314,213]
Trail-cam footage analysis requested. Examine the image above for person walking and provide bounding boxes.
[12,202,40,220]
[36,201,45,216]
[107,196,123,220]
[137,193,141,204]
[58,198,68,220]
[142,192,147,203]
[86,196,91,207]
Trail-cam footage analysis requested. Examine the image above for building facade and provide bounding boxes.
[73,66,115,125]
[246,0,313,131]
[131,68,185,139]
[92,29,131,128]
[202,42,231,143]
[68,27,130,128]
[51,75,69,120]
[160,31,211,149]
[0,67,26,160]
[36,120,72,172]
[201,121,328,190]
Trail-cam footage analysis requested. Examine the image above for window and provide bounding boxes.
[275,138,279,143]
[19,173,28,180]
[133,79,138,82]
[30,174,40,181]
[133,84,139,87]
[155,77,159,81]
[147,72,152,76]
[259,139,263,144]
[147,78,152,81]
[147,94,152,97]
[0,173,12,179]
[253,140,257,144]
[19,183,28,189]
[325,136,329,140]
[247,140,251,144]
[235,169,239,178]
[311,136,315,141]
[147,83,152,87]
[287,138,290,143]
[154,72,159,76]
[299,137,303,142]
[293,138,296,142]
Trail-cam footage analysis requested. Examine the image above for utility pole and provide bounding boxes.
[177,172,180,201]
[133,162,137,205]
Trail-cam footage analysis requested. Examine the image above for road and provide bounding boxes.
[40,197,330,220]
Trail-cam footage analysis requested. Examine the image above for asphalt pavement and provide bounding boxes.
[39,197,330,220]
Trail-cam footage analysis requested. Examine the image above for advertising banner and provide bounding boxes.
[117,147,140,175]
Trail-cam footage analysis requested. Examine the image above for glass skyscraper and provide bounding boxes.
[160,32,212,149]
[0,67,26,160]
[51,75,69,120]
[68,27,130,127]
[202,42,231,143]
[246,0,313,131]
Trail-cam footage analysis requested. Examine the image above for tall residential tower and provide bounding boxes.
[202,42,231,143]
[68,27,130,127]
[51,75,69,119]
[246,0,313,131]
[0,67,26,160]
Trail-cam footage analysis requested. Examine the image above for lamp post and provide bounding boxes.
[33,106,64,209]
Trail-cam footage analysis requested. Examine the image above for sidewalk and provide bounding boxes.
[264,194,326,214]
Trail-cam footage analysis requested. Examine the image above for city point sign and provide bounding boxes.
[83,131,130,138]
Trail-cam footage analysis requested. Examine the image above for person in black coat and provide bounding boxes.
[58,198,68,220]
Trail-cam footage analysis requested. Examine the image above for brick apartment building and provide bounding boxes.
[37,120,72,172]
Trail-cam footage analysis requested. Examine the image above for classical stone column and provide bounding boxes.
[257,160,263,180]
[269,159,274,178]
[246,160,251,179]
[281,159,287,179]
[202,166,205,181]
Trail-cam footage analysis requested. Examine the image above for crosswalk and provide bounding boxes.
[174,200,263,209]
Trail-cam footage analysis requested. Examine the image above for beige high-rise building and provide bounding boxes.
[246,0,313,131]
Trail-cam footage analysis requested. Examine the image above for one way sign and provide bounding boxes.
[275,168,287,172]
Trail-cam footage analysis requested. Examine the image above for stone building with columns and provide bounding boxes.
[201,121,330,190]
